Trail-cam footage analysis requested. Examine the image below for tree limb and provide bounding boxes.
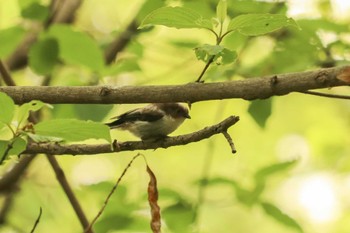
[24,116,240,155]
[1,66,349,104]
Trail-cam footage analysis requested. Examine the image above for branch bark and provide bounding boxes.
[1,66,349,104]
[24,116,239,155]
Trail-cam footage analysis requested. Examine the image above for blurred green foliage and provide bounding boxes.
[0,0,350,233]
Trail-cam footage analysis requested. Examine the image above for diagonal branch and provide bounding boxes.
[1,66,349,104]
[24,116,240,155]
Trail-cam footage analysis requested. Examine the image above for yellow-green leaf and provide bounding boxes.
[0,92,15,124]
[140,7,212,30]
[34,119,111,143]
[228,14,298,36]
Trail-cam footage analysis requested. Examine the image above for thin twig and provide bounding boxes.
[300,90,350,100]
[0,60,15,86]
[46,155,93,233]
[29,207,42,233]
[25,116,240,155]
[222,131,236,154]
[85,153,143,232]
[195,57,215,83]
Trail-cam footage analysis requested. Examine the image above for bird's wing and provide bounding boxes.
[106,106,164,128]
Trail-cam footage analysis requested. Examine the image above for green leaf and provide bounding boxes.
[17,100,47,126]
[0,26,26,58]
[136,0,165,22]
[248,98,272,128]
[34,119,111,143]
[0,138,27,164]
[8,137,27,156]
[255,160,297,182]
[21,3,49,21]
[216,0,227,23]
[48,25,105,71]
[261,202,303,232]
[25,133,63,143]
[140,7,212,30]
[228,14,298,36]
[220,48,237,65]
[0,92,15,124]
[195,44,237,65]
[28,38,59,75]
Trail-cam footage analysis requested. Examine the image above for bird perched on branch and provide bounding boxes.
[106,103,191,140]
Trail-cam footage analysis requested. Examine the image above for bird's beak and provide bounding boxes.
[185,113,191,119]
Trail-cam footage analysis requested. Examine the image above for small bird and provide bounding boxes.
[106,103,191,140]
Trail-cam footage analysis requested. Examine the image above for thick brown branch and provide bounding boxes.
[24,116,240,155]
[1,66,349,104]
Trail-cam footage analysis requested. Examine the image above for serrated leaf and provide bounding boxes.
[195,44,223,62]
[228,14,298,36]
[0,26,26,58]
[34,119,111,143]
[255,160,297,182]
[26,133,63,143]
[21,2,49,21]
[140,7,212,30]
[195,44,237,65]
[261,202,303,232]
[217,0,227,23]
[17,100,47,126]
[248,98,272,128]
[28,37,59,75]
[0,92,15,124]
[48,25,105,71]
[220,48,237,65]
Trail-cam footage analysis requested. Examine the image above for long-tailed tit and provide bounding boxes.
[106,103,190,140]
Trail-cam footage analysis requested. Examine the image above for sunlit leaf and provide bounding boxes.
[0,26,26,58]
[261,202,303,232]
[140,7,212,30]
[34,119,111,143]
[48,25,105,71]
[248,98,272,128]
[28,38,59,75]
[216,0,227,23]
[228,14,298,36]
[136,0,165,22]
[0,92,15,124]
[17,100,47,125]
[195,44,237,65]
